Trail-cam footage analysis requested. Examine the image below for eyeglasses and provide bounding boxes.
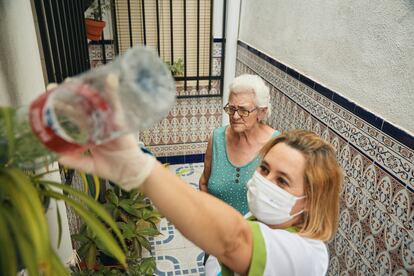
[223,104,258,117]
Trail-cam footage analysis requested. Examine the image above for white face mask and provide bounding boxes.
[247,171,306,225]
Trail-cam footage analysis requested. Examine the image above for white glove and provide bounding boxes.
[59,134,156,191]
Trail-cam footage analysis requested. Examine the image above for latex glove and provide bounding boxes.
[57,74,156,190]
[58,134,155,191]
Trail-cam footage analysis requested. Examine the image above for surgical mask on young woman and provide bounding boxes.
[246,171,306,225]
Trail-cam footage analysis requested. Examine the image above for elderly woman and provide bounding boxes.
[60,129,342,276]
[199,74,280,215]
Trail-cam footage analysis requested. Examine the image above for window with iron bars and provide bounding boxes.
[113,0,225,98]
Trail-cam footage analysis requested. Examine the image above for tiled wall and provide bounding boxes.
[145,40,223,160]
[236,41,414,275]
[143,96,222,160]
[89,41,223,161]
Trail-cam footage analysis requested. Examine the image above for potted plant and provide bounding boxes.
[165,58,184,77]
[84,0,111,41]
[0,107,127,275]
[70,257,156,276]
[165,58,185,90]
[72,187,161,274]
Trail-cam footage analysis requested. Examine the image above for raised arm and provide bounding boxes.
[141,162,252,274]
[59,134,253,274]
[199,135,212,192]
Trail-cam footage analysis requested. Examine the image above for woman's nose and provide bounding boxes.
[264,174,274,182]
[232,111,241,119]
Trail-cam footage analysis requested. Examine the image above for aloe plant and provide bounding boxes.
[0,106,127,275]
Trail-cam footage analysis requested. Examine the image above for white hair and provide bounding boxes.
[228,74,272,119]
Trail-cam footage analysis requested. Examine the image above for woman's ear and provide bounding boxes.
[257,107,268,121]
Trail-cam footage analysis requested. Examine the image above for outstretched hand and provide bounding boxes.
[59,134,155,190]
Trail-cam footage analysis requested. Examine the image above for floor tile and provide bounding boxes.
[148,163,206,275]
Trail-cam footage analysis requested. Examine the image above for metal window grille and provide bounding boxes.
[33,0,91,83]
[112,0,226,98]
[34,0,226,99]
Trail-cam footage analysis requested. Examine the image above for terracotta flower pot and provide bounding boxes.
[85,18,106,41]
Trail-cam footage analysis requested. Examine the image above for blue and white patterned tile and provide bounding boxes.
[237,45,414,191]
[236,44,414,274]
[145,163,206,275]
[142,97,222,157]
[212,42,222,58]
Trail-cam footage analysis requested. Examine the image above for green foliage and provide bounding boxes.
[70,257,156,276]
[73,189,161,274]
[85,0,111,21]
[0,106,126,275]
[0,107,55,168]
[165,58,184,77]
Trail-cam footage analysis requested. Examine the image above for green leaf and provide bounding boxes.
[71,234,91,243]
[139,228,162,237]
[118,222,135,239]
[0,209,18,276]
[80,172,90,194]
[141,208,160,220]
[136,236,151,253]
[0,208,38,276]
[106,190,119,206]
[0,169,50,264]
[40,180,126,250]
[77,243,91,259]
[0,107,15,165]
[147,216,161,227]
[135,257,156,275]
[43,190,126,267]
[85,244,98,269]
[93,175,101,201]
[119,199,140,216]
[131,202,151,209]
[119,212,129,222]
[56,202,63,248]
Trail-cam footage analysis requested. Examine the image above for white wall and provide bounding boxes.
[222,0,241,125]
[0,1,46,106]
[213,0,224,38]
[239,0,414,134]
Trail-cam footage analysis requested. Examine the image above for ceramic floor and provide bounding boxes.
[147,163,206,276]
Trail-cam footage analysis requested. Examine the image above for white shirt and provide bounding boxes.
[205,221,328,276]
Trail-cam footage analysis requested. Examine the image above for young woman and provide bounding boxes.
[60,129,342,275]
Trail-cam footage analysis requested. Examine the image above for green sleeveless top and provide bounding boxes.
[208,126,280,215]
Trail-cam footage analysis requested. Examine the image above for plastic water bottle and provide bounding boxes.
[0,46,176,169]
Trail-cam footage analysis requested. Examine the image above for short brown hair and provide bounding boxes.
[260,129,343,241]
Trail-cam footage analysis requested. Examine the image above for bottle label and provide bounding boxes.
[29,84,111,153]
[29,90,83,153]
